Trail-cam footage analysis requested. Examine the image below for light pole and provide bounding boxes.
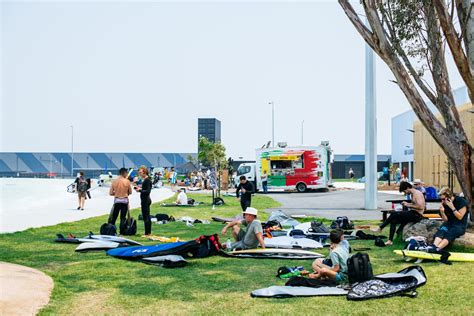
[301,120,305,144]
[269,101,274,147]
[70,125,74,177]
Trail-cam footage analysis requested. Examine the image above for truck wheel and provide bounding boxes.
[296,183,307,193]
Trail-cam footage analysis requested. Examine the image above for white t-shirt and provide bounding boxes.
[177,192,188,205]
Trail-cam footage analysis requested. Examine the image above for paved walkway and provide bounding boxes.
[1,178,175,233]
[265,188,401,220]
[0,262,53,315]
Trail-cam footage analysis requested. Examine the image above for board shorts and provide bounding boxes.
[434,224,465,243]
[336,272,348,284]
[231,229,249,250]
[77,191,87,198]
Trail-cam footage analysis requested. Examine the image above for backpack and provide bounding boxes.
[155,213,171,221]
[120,217,137,235]
[331,216,354,230]
[193,234,222,258]
[77,178,88,192]
[100,223,117,236]
[425,187,438,200]
[309,221,330,233]
[187,198,196,205]
[347,252,373,284]
[213,197,225,206]
[120,208,137,236]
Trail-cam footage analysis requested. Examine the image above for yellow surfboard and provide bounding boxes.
[394,250,474,262]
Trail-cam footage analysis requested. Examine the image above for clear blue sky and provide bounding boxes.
[1,1,464,159]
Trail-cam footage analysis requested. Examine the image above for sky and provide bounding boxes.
[0,1,465,160]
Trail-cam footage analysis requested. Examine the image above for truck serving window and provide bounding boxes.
[271,160,292,170]
[294,155,304,169]
[237,166,251,175]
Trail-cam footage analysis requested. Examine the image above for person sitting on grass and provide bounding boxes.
[221,207,265,250]
[309,229,349,284]
[374,181,425,245]
[176,188,188,205]
[432,187,469,250]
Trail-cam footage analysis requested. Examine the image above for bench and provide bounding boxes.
[380,209,441,221]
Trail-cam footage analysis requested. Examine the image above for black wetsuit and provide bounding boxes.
[236,181,255,212]
[140,177,152,235]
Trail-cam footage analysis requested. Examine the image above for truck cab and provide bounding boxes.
[234,163,256,188]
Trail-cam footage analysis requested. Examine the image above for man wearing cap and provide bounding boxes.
[413,179,426,195]
[221,207,265,250]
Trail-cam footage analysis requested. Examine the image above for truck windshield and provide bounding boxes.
[237,166,251,175]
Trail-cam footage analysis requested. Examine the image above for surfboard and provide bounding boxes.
[227,248,323,259]
[86,234,142,246]
[394,250,474,262]
[75,241,120,252]
[251,286,348,298]
[264,236,323,249]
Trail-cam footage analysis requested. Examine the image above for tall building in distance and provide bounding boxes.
[198,118,221,144]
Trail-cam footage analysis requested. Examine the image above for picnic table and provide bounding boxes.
[381,198,442,221]
[385,198,442,204]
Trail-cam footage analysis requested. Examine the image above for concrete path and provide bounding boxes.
[264,188,401,220]
[0,262,53,315]
[1,178,175,233]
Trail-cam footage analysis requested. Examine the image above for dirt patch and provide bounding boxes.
[65,290,115,315]
[0,262,54,315]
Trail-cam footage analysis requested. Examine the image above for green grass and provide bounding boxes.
[0,193,473,315]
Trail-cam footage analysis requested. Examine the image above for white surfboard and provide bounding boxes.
[264,236,323,249]
[75,241,120,252]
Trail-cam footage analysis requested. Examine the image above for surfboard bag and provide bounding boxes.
[106,235,221,259]
[141,255,188,268]
[347,266,427,301]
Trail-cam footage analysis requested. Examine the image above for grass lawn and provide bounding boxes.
[0,193,473,315]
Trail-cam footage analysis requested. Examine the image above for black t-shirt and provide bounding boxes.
[443,196,469,227]
[236,181,255,200]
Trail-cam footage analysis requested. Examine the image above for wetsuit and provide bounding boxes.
[140,177,152,235]
[236,181,255,212]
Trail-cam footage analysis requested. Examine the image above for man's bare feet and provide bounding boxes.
[308,273,319,279]
[385,240,393,246]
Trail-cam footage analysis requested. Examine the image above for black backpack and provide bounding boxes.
[120,217,137,235]
[309,221,330,233]
[347,252,373,284]
[331,216,354,230]
[100,223,117,236]
[187,198,196,205]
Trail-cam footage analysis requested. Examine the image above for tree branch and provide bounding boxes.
[435,0,474,104]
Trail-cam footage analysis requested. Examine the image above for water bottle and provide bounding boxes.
[226,238,232,250]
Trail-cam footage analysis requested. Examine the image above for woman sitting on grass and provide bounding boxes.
[433,187,468,250]
[309,229,349,284]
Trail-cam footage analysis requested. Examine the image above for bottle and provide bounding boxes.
[226,238,232,250]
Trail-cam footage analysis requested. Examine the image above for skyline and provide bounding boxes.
[1,1,465,160]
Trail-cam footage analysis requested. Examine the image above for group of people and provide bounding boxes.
[109,166,153,236]
[374,181,468,249]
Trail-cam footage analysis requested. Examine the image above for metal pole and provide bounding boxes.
[71,125,74,177]
[365,19,378,210]
[301,120,304,144]
[269,101,274,147]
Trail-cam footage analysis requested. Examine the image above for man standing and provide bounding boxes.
[109,168,132,229]
[75,171,88,210]
[261,170,268,193]
[221,207,265,250]
[236,175,255,212]
[348,168,355,180]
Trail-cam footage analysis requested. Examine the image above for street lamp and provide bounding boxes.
[268,101,274,147]
[70,125,74,177]
[301,120,305,144]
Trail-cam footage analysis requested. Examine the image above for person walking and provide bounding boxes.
[261,170,268,193]
[109,168,132,231]
[348,168,355,181]
[169,167,177,191]
[74,171,88,210]
[236,175,255,212]
[134,166,152,236]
